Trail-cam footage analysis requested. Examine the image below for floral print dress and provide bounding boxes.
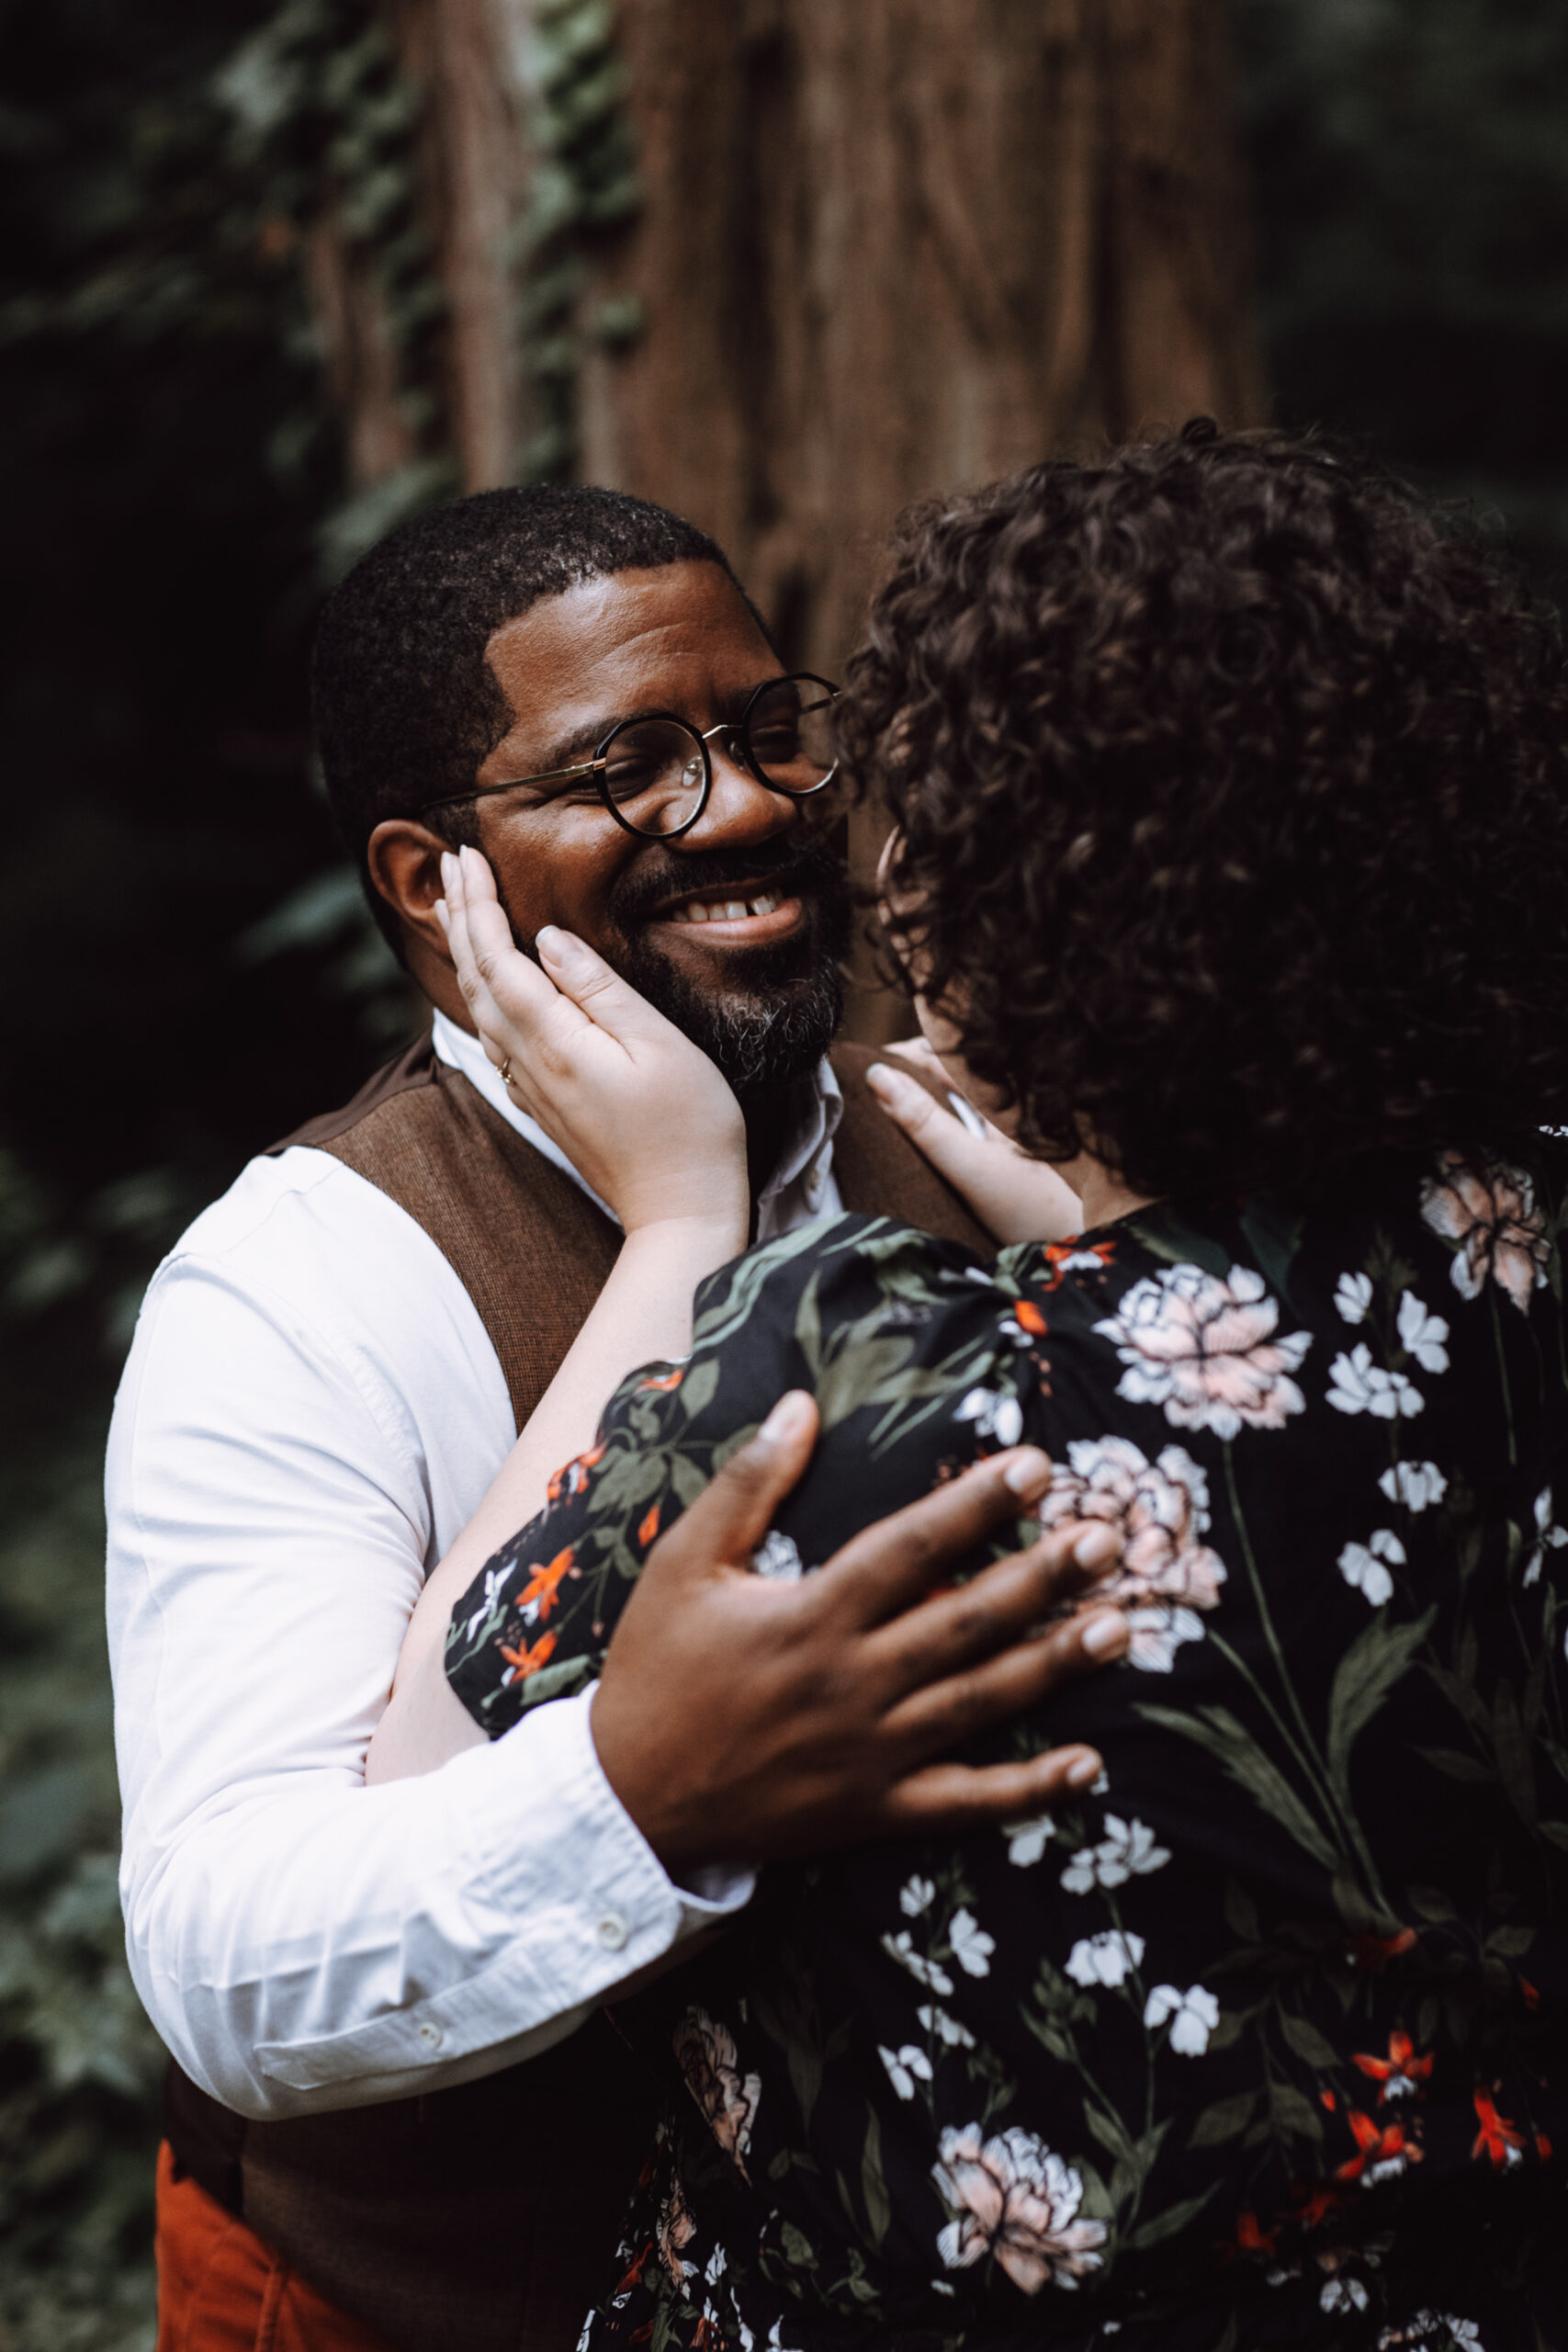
[446,1148,1568,2352]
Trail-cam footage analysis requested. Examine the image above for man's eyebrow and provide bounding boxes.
[520,683,773,784]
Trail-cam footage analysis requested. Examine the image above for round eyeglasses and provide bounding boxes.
[419,673,840,840]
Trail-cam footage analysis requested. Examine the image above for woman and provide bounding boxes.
[400,426,1568,2348]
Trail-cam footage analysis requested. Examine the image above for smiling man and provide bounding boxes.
[106,487,1048,2352]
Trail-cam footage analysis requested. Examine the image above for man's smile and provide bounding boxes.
[649,882,806,947]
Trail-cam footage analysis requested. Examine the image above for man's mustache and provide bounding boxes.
[607,836,845,930]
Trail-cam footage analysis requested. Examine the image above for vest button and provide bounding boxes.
[595,1912,630,1951]
[417,2020,444,2048]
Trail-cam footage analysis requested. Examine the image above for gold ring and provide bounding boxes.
[498,1057,514,1090]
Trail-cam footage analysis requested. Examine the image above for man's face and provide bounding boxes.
[470,561,852,1096]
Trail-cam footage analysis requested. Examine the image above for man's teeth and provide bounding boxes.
[667,889,785,925]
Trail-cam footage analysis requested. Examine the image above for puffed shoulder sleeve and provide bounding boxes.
[445,1214,1004,1736]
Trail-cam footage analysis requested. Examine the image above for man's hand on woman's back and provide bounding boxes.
[592,1390,1129,1874]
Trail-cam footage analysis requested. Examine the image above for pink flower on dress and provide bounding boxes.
[1420,1154,1550,1317]
[1095,1265,1310,1440]
[671,2007,761,2180]
[1038,1436,1226,1670]
[933,2124,1106,2294]
[657,2173,697,2286]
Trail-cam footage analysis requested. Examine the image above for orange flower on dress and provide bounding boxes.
[1290,2184,1345,2229]
[1335,2109,1421,2187]
[1351,2030,1433,2104]
[638,1503,661,1548]
[547,1442,605,1504]
[1232,2210,1280,2257]
[1472,2088,1525,2168]
[639,1367,685,1393]
[1346,1927,1417,1972]
[1011,1298,1048,1336]
[497,1630,557,1682]
[513,1545,575,1623]
[1040,1239,1117,1291]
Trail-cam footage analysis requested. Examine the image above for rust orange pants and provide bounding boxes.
[154,2142,399,2352]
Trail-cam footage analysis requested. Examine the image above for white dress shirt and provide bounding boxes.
[107,1013,842,2120]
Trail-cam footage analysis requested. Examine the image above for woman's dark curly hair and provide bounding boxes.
[844,422,1568,1204]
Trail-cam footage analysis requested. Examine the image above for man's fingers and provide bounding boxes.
[879,1605,1130,1755]
[639,1392,819,1588]
[871,1743,1107,1834]
[812,1447,1054,1627]
[870,1521,1122,1689]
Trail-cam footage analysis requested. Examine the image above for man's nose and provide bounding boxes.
[682,737,800,849]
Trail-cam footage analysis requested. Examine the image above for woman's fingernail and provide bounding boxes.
[1072,1524,1121,1571]
[865,1062,902,1099]
[536,924,588,968]
[1081,1611,1129,1658]
[1001,1447,1053,1500]
[434,897,449,928]
[760,1390,814,1443]
[1066,1749,1105,1786]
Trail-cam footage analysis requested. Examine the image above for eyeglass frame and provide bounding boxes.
[415,671,841,841]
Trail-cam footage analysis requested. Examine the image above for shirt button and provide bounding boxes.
[416,2020,444,2049]
[595,1911,630,1951]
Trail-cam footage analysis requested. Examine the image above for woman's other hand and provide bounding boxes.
[865,1040,1085,1245]
[437,844,748,1245]
[591,1391,1130,1873]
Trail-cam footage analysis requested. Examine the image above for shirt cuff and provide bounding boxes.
[253,1686,751,2106]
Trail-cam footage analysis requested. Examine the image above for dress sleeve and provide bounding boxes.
[445,1214,1012,1737]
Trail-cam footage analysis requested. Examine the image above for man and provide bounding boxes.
[107,485,1110,2352]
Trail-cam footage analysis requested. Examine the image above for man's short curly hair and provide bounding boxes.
[845,422,1568,1205]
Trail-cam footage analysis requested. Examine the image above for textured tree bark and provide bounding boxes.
[571,0,1264,1031]
[575,0,1266,677]
[398,0,535,492]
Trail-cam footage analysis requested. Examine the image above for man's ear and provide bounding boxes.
[367,820,453,968]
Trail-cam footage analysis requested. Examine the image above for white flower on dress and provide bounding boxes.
[1421,1154,1550,1316]
[1037,1436,1226,1672]
[1004,1814,1055,1867]
[933,2124,1106,2294]
[1337,1272,1374,1325]
[1122,1602,1208,1672]
[882,1931,953,1996]
[918,2004,976,2048]
[1523,1487,1568,1588]
[1379,2315,1483,2350]
[1059,1814,1171,1894]
[1338,1528,1405,1608]
[1065,1930,1145,1987]
[953,1387,1024,1447]
[1322,2278,1371,2315]
[879,2042,933,2100]
[1397,1291,1450,1374]
[900,1873,935,1917]
[1144,1982,1220,2055]
[950,1909,995,1977]
[1327,1344,1424,1419]
[1094,1263,1310,1440]
[750,1529,804,1580]
[671,2008,762,2178]
[1379,1460,1448,1513]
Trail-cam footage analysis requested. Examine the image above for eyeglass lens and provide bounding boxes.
[600,677,837,838]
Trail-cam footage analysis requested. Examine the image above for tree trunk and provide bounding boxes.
[575,0,1265,678]
[569,0,1263,1030]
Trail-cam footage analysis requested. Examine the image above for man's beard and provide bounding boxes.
[503,833,852,1099]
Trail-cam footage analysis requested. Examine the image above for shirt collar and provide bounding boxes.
[429,1009,841,1228]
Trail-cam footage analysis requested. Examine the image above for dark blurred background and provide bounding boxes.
[2,2,1566,2341]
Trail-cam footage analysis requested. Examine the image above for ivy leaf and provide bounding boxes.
[1238,1199,1305,1309]
[1082,2099,1134,2164]
[1268,2081,1324,2143]
[1416,1745,1495,1783]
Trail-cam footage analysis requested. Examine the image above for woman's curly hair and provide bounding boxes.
[843,422,1568,1204]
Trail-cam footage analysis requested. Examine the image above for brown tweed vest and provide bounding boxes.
[164,1035,988,2352]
